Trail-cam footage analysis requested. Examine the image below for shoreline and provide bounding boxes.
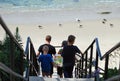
[1,8,120,25]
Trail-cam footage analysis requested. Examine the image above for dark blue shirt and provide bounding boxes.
[38,54,53,73]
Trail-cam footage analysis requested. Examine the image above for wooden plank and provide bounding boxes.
[29,76,94,81]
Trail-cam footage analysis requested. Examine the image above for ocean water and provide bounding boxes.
[0,0,120,25]
[0,0,120,12]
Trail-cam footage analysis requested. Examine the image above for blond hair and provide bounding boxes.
[42,45,49,52]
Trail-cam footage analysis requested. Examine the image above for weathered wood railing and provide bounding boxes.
[75,38,120,81]
[0,16,25,81]
[25,37,39,79]
[0,16,39,81]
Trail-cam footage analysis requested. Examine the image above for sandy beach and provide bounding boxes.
[0,9,120,52]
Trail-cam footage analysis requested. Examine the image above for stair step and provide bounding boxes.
[29,76,94,81]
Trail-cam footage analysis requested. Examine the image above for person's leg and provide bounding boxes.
[57,67,63,78]
[50,64,53,78]
[57,67,60,77]
[63,66,74,78]
[45,72,50,78]
[42,72,45,77]
[63,66,69,78]
[67,66,74,78]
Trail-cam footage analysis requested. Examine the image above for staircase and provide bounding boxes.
[29,76,94,81]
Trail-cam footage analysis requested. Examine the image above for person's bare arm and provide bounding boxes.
[52,62,57,68]
[36,51,40,57]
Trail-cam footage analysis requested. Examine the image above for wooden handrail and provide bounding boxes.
[83,37,120,60]
[0,16,24,52]
[0,16,26,81]
[75,37,120,80]
[101,42,120,60]
[0,62,27,81]
[83,39,96,54]
[24,37,39,78]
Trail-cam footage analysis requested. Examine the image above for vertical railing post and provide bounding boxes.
[75,60,79,78]
[104,54,109,80]
[26,42,29,78]
[81,54,84,77]
[30,43,33,75]
[89,46,93,78]
[85,51,88,77]
[95,50,99,81]
[33,49,39,76]
[10,38,15,81]
[79,59,82,78]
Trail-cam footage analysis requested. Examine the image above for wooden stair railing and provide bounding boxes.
[24,37,39,81]
[0,15,25,81]
[75,38,120,81]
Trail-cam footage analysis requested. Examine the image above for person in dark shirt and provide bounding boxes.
[37,35,56,77]
[62,35,82,78]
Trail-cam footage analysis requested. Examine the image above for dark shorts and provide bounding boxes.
[63,65,74,78]
[50,63,53,75]
[57,67,63,76]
